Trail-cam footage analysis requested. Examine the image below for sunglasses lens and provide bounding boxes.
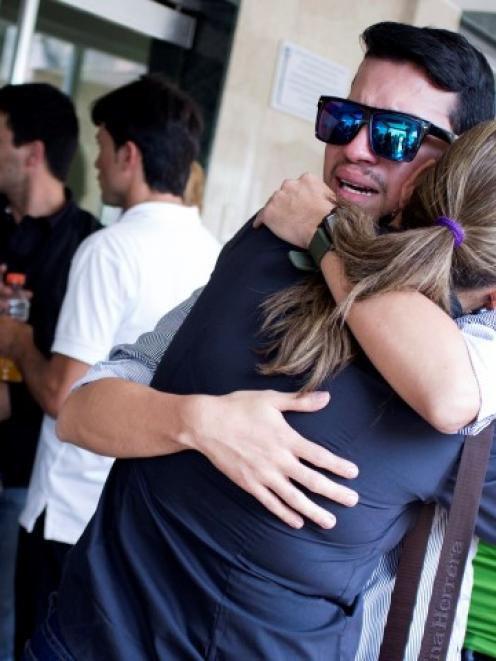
[316,100,363,145]
[371,114,422,162]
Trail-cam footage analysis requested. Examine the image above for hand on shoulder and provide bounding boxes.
[254,174,336,248]
[183,389,359,529]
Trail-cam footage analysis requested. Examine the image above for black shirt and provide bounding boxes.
[0,192,101,487]
[57,223,496,660]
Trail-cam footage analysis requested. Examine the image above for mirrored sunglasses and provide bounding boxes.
[315,96,456,163]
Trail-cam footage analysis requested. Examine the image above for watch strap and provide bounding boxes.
[288,211,336,272]
[288,249,317,272]
[308,226,333,267]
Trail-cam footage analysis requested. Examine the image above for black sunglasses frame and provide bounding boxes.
[315,96,456,162]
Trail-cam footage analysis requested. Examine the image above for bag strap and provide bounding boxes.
[418,422,494,660]
[378,504,436,661]
[379,421,494,661]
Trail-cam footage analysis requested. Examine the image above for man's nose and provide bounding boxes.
[342,124,378,163]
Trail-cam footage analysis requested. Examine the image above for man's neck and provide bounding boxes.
[121,183,183,211]
[7,173,66,223]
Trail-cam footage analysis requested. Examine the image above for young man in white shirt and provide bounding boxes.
[0,74,219,654]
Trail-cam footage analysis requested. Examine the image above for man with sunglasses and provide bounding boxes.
[53,21,496,659]
[256,21,496,658]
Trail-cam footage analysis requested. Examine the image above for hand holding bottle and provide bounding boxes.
[0,268,32,382]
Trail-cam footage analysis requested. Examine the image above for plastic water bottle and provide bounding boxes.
[0,272,30,382]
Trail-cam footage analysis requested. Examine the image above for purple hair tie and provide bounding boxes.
[436,216,465,248]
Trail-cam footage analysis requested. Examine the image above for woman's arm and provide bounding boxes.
[322,252,479,433]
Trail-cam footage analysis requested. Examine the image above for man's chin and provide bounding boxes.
[335,190,383,218]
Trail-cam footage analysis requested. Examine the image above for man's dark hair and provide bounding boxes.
[362,22,495,134]
[0,83,79,182]
[91,74,203,196]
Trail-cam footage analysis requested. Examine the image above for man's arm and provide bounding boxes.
[57,289,203,455]
[256,173,480,433]
[0,316,89,418]
[457,315,496,434]
[59,382,358,530]
[58,291,359,530]
[3,227,137,420]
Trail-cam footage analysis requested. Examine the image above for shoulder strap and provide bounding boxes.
[378,504,435,661]
[418,422,494,660]
[379,422,494,661]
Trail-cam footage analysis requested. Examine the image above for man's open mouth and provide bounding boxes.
[338,178,378,196]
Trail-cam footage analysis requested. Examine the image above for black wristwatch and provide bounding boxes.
[308,211,336,267]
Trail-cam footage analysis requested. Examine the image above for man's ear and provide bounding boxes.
[26,140,45,169]
[119,141,140,170]
[398,158,437,210]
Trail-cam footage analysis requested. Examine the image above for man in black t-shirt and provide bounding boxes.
[0,83,100,661]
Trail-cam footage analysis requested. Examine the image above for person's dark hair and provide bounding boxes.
[91,74,203,196]
[361,21,495,134]
[0,83,79,182]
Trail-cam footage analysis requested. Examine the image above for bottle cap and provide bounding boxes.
[5,272,26,287]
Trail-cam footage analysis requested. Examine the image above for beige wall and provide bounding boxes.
[202,0,461,240]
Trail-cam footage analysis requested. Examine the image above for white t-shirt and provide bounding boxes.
[20,201,220,544]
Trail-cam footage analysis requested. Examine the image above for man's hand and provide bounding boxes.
[0,316,32,358]
[254,173,336,248]
[183,389,359,529]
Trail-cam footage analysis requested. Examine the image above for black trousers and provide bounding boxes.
[14,513,71,660]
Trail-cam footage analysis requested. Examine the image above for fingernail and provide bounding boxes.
[344,463,359,479]
[321,514,336,529]
[345,492,359,507]
[313,391,330,404]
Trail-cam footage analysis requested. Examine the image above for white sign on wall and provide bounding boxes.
[271,40,350,123]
